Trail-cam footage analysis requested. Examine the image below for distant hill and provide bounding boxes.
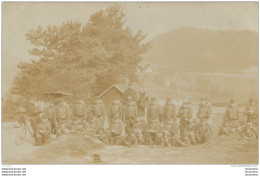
[144,27,258,72]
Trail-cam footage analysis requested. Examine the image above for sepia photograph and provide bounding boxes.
[1,2,259,165]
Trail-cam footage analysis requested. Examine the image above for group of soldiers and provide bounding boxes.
[17,95,211,147]
[218,98,258,139]
[107,96,213,147]
[18,94,258,147]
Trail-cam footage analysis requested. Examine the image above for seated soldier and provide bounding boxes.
[143,130,154,145]
[97,129,110,144]
[126,124,138,146]
[218,122,231,136]
[154,132,164,147]
[35,118,51,145]
[163,130,171,147]
[179,130,191,147]
[136,129,145,145]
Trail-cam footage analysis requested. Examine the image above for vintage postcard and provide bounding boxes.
[2,2,258,165]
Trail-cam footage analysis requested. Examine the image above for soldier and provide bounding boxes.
[143,130,154,145]
[162,98,177,122]
[126,123,138,146]
[196,98,212,143]
[244,98,258,138]
[51,100,59,135]
[154,132,164,147]
[34,117,51,146]
[108,97,125,143]
[237,121,255,138]
[147,97,161,131]
[17,107,33,142]
[73,100,87,120]
[223,98,240,135]
[123,82,137,103]
[136,129,145,145]
[170,120,181,147]
[163,130,171,147]
[44,101,55,121]
[56,102,68,134]
[91,97,107,134]
[97,128,110,144]
[162,98,179,136]
[178,101,193,135]
[26,99,42,141]
[122,96,138,134]
[244,98,258,123]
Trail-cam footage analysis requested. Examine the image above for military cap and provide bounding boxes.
[166,98,172,102]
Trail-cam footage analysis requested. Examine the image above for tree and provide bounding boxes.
[11,5,150,100]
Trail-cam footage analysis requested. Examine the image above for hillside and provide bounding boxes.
[144,27,258,72]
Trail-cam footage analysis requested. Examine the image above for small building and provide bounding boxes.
[98,84,125,111]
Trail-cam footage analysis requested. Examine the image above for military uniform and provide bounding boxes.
[196,99,212,143]
[122,98,138,134]
[244,98,258,124]
[244,98,258,138]
[35,118,51,145]
[136,129,145,145]
[225,100,239,134]
[219,99,239,136]
[147,98,161,131]
[155,132,164,147]
[123,84,137,103]
[162,98,179,136]
[126,125,138,146]
[178,102,193,135]
[91,98,106,134]
[73,100,87,120]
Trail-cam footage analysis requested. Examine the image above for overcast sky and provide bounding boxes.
[2,2,258,68]
[1,1,258,94]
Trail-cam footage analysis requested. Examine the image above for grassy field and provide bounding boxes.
[2,113,258,164]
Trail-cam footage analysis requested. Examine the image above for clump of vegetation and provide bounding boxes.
[11,5,150,100]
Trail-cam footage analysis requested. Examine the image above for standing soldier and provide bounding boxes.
[178,101,193,135]
[35,117,51,145]
[26,99,41,141]
[72,100,87,133]
[122,96,138,135]
[91,97,107,134]
[56,102,68,134]
[162,98,177,132]
[147,97,161,131]
[196,98,212,143]
[123,82,137,103]
[73,100,87,120]
[244,98,258,138]
[244,98,258,123]
[108,97,124,141]
[50,100,58,135]
[44,101,55,122]
[224,98,240,135]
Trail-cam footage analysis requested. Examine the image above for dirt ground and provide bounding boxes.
[2,114,258,164]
